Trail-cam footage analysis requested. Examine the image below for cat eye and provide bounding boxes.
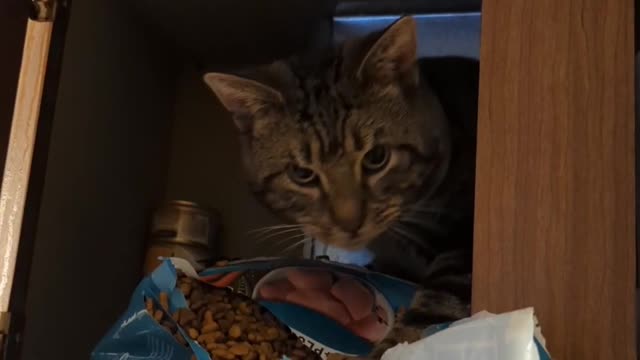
[362,145,390,171]
[288,164,317,185]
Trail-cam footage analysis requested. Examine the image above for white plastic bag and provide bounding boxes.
[382,308,550,360]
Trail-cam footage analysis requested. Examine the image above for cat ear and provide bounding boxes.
[203,72,284,132]
[357,16,418,87]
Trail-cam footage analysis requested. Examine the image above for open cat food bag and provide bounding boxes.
[92,258,551,360]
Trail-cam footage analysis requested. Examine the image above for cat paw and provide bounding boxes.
[366,326,422,359]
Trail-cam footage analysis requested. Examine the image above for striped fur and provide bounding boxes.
[204,16,478,358]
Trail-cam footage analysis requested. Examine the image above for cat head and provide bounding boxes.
[203,16,450,250]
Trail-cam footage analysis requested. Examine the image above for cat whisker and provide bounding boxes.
[408,205,461,217]
[389,224,423,246]
[247,224,301,236]
[387,227,414,246]
[281,236,311,254]
[384,228,404,243]
[404,209,449,224]
[274,232,308,247]
[407,207,446,216]
[252,232,304,252]
[399,218,448,236]
[254,227,304,243]
[400,216,431,224]
[399,217,439,229]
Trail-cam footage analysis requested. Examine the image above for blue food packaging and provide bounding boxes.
[92,257,417,359]
[92,257,552,360]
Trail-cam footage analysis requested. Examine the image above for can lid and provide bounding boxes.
[148,237,212,249]
[157,200,219,217]
[165,200,200,208]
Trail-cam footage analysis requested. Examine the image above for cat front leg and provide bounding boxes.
[368,286,471,359]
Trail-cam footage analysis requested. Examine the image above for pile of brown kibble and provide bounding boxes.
[146,274,321,360]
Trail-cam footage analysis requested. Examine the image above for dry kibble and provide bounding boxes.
[159,292,170,311]
[190,288,203,302]
[145,298,154,314]
[265,328,279,341]
[172,311,180,322]
[243,351,258,360]
[229,324,242,339]
[161,321,176,332]
[191,299,207,310]
[259,342,273,355]
[218,319,232,331]
[197,306,207,323]
[147,274,319,359]
[178,309,196,326]
[198,332,221,344]
[291,348,309,357]
[179,282,192,296]
[230,343,251,356]
[238,320,250,332]
[215,260,230,267]
[238,302,252,315]
[225,311,236,323]
[204,310,214,323]
[210,342,231,352]
[212,348,235,360]
[175,332,187,346]
[201,322,219,334]
[187,327,199,340]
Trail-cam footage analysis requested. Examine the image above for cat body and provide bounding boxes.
[204,17,478,358]
[365,56,477,356]
[368,56,477,283]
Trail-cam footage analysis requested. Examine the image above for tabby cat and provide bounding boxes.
[203,16,478,358]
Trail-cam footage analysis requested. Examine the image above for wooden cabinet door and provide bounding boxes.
[473,0,636,359]
[0,1,69,358]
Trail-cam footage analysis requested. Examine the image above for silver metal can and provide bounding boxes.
[149,200,219,249]
[144,200,220,274]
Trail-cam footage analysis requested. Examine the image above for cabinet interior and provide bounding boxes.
[18,1,481,359]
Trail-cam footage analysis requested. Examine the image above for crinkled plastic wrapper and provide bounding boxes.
[384,308,551,360]
[92,257,551,360]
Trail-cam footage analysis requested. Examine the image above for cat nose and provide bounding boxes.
[331,198,364,236]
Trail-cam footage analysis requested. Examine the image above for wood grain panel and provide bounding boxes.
[0,1,28,172]
[472,0,635,359]
[0,20,52,314]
